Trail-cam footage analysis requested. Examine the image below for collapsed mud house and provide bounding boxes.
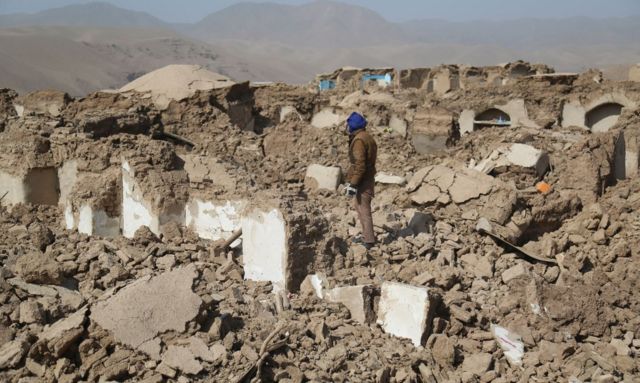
[0,62,639,382]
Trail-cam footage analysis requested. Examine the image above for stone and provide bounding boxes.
[474,257,494,279]
[305,164,342,192]
[449,172,492,204]
[375,172,406,185]
[610,338,631,356]
[592,229,607,245]
[411,184,441,205]
[475,218,492,233]
[377,282,434,346]
[162,345,203,375]
[501,263,530,284]
[406,166,432,192]
[325,285,375,324]
[428,335,456,366]
[156,362,177,378]
[504,143,550,176]
[188,337,216,363]
[461,352,493,376]
[407,211,433,235]
[311,108,343,129]
[13,252,64,285]
[90,266,202,354]
[0,337,31,369]
[19,301,45,324]
[32,308,87,360]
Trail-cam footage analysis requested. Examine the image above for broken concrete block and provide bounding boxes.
[185,199,244,241]
[305,164,342,192]
[325,285,375,324]
[162,345,203,375]
[505,144,550,176]
[377,282,435,346]
[242,204,326,292]
[242,208,287,291]
[501,263,530,284]
[91,266,202,357]
[375,172,406,185]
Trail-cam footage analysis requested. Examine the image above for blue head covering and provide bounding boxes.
[347,112,367,134]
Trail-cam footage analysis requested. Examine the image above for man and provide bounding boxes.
[344,112,378,249]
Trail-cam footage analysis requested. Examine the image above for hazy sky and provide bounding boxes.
[1,0,639,23]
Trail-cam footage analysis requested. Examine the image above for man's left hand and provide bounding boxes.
[344,183,357,197]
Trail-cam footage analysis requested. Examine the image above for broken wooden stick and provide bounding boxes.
[235,321,288,383]
[158,131,196,147]
[0,191,7,202]
[221,228,243,250]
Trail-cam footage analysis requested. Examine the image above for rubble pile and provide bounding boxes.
[1,61,640,383]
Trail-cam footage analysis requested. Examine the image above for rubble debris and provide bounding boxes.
[90,266,202,354]
[1,62,640,382]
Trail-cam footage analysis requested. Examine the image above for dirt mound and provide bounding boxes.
[119,64,235,109]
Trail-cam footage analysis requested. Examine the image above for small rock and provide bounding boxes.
[461,352,493,376]
[19,301,45,324]
[610,338,631,356]
[501,263,530,284]
[162,345,203,375]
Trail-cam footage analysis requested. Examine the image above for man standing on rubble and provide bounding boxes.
[344,112,378,249]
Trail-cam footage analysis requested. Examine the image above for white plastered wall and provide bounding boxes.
[242,208,288,291]
[185,199,245,241]
[562,93,637,132]
[77,204,120,237]
[122,160,159,238]
[0,171,26,206]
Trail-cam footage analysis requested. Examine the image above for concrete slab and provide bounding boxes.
[325,285,375,324]
[242,208,287,291]
[90,266,202,354]
[305,164,342,192]
[377,282,434,347]
[505,144,550,176]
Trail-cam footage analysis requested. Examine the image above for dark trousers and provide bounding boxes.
[353,178,375,244]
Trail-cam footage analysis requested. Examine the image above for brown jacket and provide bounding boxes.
[347,129,377,186]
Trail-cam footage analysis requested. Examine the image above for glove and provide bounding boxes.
[344,183,357,197]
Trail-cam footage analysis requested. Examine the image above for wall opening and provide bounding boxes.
[24,167,59,206]
[473,108,511,130]
[585,103,623,133]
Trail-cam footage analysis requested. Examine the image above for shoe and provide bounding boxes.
[363,242,375,250]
